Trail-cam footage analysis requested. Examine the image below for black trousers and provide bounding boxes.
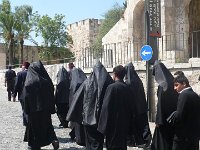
[84,125,104,150]
[172,135,199,150]
[7,81,14,101]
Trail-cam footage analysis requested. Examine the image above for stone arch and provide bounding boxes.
[185,0,200,57]
[132,0,145,44]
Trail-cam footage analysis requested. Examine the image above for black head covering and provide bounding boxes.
[56,66,70,85]
[23,60,55,114]
[70,68,87,94]
[153,60,174,92]
[82,61,113,125]
[125,62,147,115]
[55,66,70,103]
[153,60,178,124]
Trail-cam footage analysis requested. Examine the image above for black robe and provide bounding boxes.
[67,61,113,150]
[55,66,70,127]
[97,80,132,150]
[68,67,87,146]
[23,61,57,148]
[125,62,152,146]
[67,61,113,125]
[151,60,178,150]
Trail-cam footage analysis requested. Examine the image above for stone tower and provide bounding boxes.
[67,19,101,59]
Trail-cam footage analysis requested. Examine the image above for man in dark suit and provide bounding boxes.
[13,61,30,126]
[98,65,132,150]
[172,75,200,150]
[5,65,16,101]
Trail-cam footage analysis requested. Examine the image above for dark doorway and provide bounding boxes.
[188,0,200,57]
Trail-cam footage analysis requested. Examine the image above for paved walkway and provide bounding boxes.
[0,81,155,150]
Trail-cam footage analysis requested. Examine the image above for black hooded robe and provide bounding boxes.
[55,66,70,127]
[125,62,152,147]
[68,67,87,146]
[23,61,57,148]
[151,60,178,150]
[67,61,113,150]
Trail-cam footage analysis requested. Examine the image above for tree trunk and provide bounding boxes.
[8,34,14,65]
[20,39,24,64]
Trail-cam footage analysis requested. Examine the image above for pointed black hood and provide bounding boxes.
[153,60,174,91]
[55,66,70,103]
[56,66,70,85]
[70,68,87,94]
[125,62,147,115]
[24,60,55,114]
[82,61,113,125]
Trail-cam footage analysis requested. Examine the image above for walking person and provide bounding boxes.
[170,75,200,150]
[23,61,59,150]
[5,65,16,101]
[67,61,113,150]
[151,60,178,150]
[68,67,87,146]
[13,61,30,126]
[55,66,70,128]
[97,65,132,150]
[125,62,152,148]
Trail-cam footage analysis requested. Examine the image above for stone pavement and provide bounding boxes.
[0,81,155,150]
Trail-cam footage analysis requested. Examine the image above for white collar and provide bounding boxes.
[179,87,192,93]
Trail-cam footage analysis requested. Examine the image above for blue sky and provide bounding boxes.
[9,0,125,45]
[11,0,125,24]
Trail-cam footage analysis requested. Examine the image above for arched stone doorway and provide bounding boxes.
[188,0,200,57]
[132,0,145,61]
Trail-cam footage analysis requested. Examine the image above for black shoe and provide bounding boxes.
[28,146,41,150]
[52,140,59,150]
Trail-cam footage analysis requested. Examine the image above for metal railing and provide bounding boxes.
[74,31,200,69]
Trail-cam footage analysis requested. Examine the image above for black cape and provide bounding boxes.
[55,66,70,127]
[67,61,113,125]
[125,62,147,115]
[97,80,132,149]
[69,68,87,106]
[55,66,70,104]
[23,61,57,148]
[125,62,152,146]
[24,60,55,114]
[151,60,178,150]
[67,67,87,146]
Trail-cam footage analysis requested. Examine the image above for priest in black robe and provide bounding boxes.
[97,65,132,150]
[151,60,178,150]
[68,67,87,146]
[55,66,70,128]
[67,61,113,150]
[125,62,152,148]
[23,61,59,150]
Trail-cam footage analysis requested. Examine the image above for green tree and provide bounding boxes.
[92,3,125,56]
[0,0,16,65]
[14,5,33,64]
[35,14,73,62]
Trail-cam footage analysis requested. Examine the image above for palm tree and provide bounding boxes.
[14,5,33,64]
[0,0,16,65]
